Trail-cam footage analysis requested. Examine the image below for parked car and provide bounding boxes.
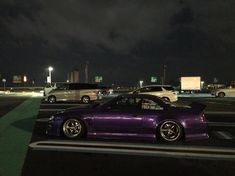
[45,83,100,104]
[213,87,235,97]
[98,86,113,95]
[46,94,208,142]
[130,85,178,102]
[44,82,67,96]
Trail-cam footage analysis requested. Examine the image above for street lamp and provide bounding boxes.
[2,79,6,91]
[48,66,53,84]
[139,80,144,88]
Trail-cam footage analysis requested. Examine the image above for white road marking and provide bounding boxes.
[41,103,87,106]
[29,140,235,160]
[205,111,235,115]
[208,122,235,127]
[39,109,65,112]
[213,131,234,140]
[36,118,49,122]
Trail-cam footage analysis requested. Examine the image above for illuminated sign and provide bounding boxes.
[181,76,201,90]
[151,76,158,83]
[95,76,103,83]
[13,75,22,83]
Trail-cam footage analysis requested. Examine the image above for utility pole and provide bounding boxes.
[85,61,89,83]
[162,64,167,85]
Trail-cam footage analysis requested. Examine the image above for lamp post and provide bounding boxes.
[48,66,53,85]
[2,79,6,91]
[139,80,144,88]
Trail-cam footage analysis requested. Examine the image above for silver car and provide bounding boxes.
[46,83,100,104]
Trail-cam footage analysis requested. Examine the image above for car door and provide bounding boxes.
[56,84,74,101]
[92,97,144,135]
[227,88,235,96]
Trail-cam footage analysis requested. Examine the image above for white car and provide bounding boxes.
[130,85,178,102]
[214,87,235,97]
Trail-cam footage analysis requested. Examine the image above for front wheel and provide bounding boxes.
[81,96,90,104]
[48,96,56,103]
[158,121,183,142]
[62,118,86,139]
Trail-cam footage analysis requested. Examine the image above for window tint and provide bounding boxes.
[139,87,151,92]
[149,86,162,91]
[56,84,69,90]
[163,86,174,91]
[69,83,98,90]
[111,97,141,110]
[141,98,163,110]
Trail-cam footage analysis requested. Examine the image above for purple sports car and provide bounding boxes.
[46,94,209,142]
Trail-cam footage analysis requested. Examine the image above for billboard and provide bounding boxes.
[13,75,22,83]
[181,76,201,90]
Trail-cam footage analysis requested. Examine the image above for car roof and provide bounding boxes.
[143,85,172,87]
[117,93,163,100]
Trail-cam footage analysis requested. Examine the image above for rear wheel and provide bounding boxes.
[62,118,85,139]
[218,92,225,98]
[81,96,90,104]
[158,121,183,142]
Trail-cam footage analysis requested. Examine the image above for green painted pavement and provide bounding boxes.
[0,97,41,176]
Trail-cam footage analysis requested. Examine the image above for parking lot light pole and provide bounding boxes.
[2,79,6,91]
[48,66,53,85]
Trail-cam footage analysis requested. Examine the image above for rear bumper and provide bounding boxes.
[184,121,209,141]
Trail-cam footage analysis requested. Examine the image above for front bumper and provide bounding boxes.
[46,116,64,137]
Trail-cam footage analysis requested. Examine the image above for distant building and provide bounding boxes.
[68,69,79,83]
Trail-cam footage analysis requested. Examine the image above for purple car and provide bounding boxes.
[46,94,209,142]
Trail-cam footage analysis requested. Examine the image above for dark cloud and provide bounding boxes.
[0,0,235,85]
[2,0,182,51]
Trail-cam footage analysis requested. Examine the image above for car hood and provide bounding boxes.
[61,103,99,114]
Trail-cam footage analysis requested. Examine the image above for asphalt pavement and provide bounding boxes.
[21,96,235,176]
[0,96,28,117]
[0,96,41,176]
[1,95,235,176]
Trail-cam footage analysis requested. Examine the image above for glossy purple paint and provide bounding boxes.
[46,94,209,142]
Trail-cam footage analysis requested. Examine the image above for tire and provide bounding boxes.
[62,118,86,139]
[158,120,183,142]
[218,92,225,98]
[162,97,170,102]
[81,96,90,104]
[48,96,56,103]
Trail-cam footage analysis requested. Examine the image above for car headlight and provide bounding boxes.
[49,116,55,121]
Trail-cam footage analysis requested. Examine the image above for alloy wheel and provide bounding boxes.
[82,96,90,104]
[48,96,56,103]
[159,121,182,142]
[63,119,82,138]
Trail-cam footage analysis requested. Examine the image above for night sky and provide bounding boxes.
[0,0,235,86]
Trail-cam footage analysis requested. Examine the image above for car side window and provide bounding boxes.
[57,84,69,90]
[111,97,140,110]
[139,87,150,92]
[141,98,163,111]
[150,87,162,91]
